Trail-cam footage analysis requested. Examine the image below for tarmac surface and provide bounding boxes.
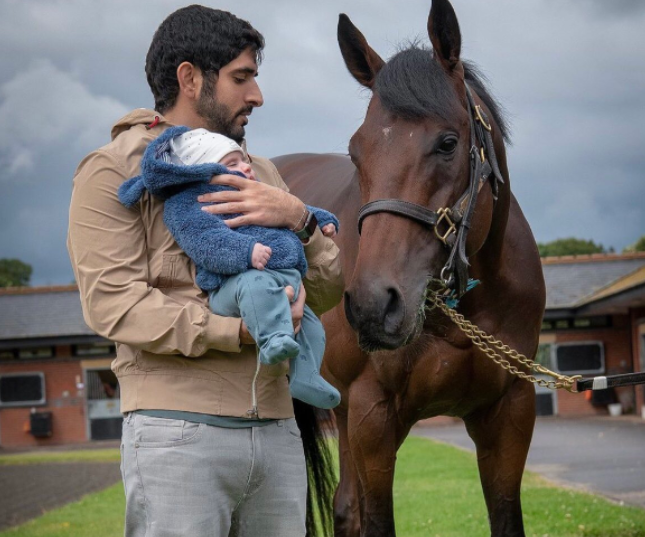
[0,461,121,531]
[413,415,645,508]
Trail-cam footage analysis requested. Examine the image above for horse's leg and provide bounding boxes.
[333,408,362,537]
[346,366,402,537]
[464,378,536,537]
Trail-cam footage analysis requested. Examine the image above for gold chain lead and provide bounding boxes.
[427,293,581,392]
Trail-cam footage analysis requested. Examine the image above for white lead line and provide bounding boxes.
[592,376,608,390]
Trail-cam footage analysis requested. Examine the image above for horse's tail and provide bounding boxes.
[293,399,337,537]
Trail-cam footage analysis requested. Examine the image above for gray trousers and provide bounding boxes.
[120,413,307,537]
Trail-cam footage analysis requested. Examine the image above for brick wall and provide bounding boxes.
[554,314,635,416]
[0,356,87,447]
[632,308,645,414]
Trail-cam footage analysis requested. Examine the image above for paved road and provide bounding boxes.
[413,416,645,508]
[0,461,121,531]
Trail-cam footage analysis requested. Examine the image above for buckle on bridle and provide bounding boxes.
[434,207,456,245]
[440,264,453,286]
[475,105,492,131]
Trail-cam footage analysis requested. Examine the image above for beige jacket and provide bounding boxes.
[67,109,344,419]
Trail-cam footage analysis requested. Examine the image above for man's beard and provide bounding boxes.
[196,76,251,144]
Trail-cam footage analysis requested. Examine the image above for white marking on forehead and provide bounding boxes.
[382,127,391,138]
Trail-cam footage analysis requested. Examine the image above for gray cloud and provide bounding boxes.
[570,0,645,18]
[0,0,643,285]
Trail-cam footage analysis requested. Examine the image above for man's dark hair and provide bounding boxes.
[146,5,265,113]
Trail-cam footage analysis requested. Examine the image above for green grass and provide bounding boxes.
[394,437,645,537]
[0,449,120,465]
[0,484,123,537]
[2,437,645,537]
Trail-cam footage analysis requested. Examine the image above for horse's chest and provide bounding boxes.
[370,338,473,399]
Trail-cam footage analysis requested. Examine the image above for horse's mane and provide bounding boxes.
[373,44,511,144]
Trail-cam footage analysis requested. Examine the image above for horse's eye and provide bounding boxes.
[437,136,458,155]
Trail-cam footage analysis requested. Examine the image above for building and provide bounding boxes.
[538,253,645,417]
[1,253,645,447]
[0,286,120,447]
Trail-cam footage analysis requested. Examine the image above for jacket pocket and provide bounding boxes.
[157,253,195,289]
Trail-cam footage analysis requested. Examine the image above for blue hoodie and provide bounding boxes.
[118,126,339,292]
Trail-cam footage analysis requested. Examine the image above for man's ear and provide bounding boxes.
[176,62,201,101]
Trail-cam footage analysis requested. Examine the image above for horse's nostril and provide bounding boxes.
[383,287,404,335]
[344,291,357,329]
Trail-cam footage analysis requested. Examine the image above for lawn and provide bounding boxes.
[0,449,119,466]
[2,436,644,537]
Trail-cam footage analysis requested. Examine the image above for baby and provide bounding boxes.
[118,126,341,409]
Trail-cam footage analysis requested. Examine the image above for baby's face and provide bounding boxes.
[219,151,256,181]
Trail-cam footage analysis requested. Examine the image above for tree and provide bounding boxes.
[537,238,606,258]
[0,259,32,287]
[623,235,645,253]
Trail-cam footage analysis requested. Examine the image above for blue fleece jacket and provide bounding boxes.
[118,126,339,293]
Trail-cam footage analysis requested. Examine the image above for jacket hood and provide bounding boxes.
[118,125,245,208]
[110,108,251,159]
[111,109,171,141]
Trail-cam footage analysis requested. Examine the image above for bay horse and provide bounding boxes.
[276,1,545,535]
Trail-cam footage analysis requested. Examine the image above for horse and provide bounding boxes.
[276,1,545,535]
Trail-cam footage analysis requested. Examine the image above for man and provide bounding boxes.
[67,6,343,537]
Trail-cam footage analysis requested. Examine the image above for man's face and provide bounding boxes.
[195,48,263,143]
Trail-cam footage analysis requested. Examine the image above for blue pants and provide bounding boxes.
[210,269,340,409]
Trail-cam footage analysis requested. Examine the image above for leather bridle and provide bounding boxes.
[356,83,505,297]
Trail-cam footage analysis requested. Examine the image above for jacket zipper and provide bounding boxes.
[247,347,260,418]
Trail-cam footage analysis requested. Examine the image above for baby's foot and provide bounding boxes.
[289,369,341,409]
[260,334,300,365]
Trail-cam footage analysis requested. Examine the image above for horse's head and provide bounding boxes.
[339,0,508,351]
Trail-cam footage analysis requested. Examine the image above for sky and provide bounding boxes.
[0,0,644,286]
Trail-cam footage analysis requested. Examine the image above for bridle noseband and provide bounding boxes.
[356,83,504,297]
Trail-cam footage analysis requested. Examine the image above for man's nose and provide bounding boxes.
[246,79,263,108]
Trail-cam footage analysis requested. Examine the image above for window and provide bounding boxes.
[542,316,611,332]
[73,343,116,357]
[555,342,604,375]
[0,350,17,361]
[0,373,46,407]
[18,347,54,359]
[534,343,557,416]
[535,343,553,368]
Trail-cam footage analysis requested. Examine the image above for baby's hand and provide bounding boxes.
[251,243,272,270]
[321,223,337,238]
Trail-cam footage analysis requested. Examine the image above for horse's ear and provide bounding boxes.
[427,0,462,75]
[338,14,385,89]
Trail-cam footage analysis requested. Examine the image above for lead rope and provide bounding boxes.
[426,289,581,392]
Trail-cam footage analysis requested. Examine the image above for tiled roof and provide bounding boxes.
[0,286,95,340]
[541,253,645,309]
[1,253,645,340]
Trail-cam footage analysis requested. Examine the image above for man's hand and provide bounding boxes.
[289,283,306,335]
[251,243,272,270]
[199,174,305,229]
[238,283,306,345]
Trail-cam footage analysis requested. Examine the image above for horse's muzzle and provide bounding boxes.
[343,284,411,351]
